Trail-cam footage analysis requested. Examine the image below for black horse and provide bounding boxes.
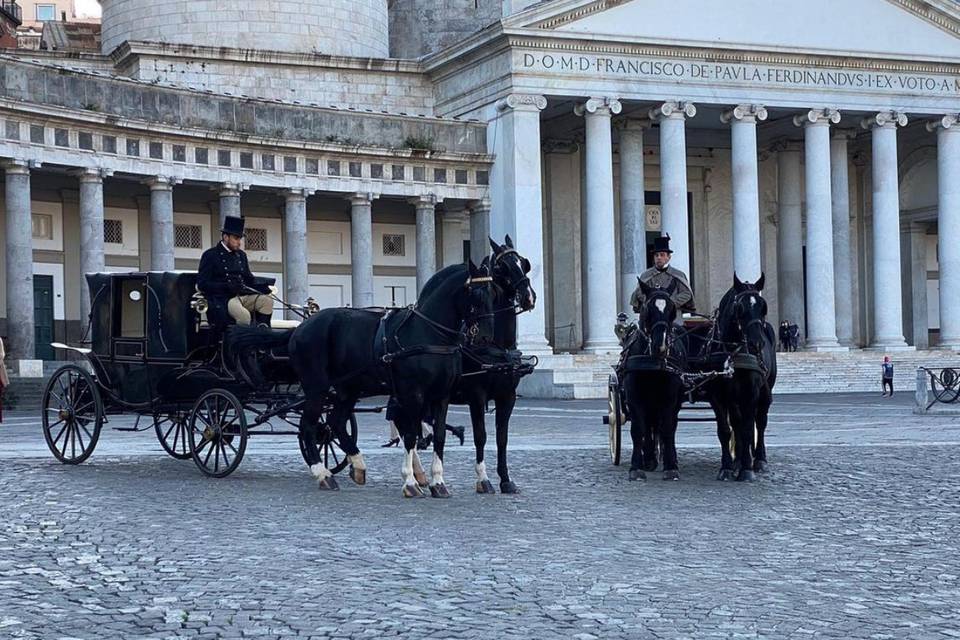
[621,280,686,481]
[288,260,496,496]
[700,274,778,481]
[447,235,537,495]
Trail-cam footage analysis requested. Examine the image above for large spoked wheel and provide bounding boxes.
[298,413,358,475]
[42,365,104,464]
[188,389,248,478]
[932,368,960,404]
[154,412,192,460]
[607,373,624,466]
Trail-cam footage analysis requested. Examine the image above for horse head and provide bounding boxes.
[489,235,536,312]
[459,257,496,344]
[731,272,768,355]
[638,278,678,358]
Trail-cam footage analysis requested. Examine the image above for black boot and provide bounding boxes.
[254,312,272,328]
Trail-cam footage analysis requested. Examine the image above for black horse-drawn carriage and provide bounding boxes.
[42,271,359,478]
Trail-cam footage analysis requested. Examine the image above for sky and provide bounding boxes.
[75,0,101,19]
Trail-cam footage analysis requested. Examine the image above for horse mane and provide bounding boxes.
[417,263,467,305]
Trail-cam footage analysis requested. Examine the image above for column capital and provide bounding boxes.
[280,188,312,201]
[409,194,440,207]
[831,128,858,141]
[768,138,803,154]
[73,167,113,182]
[574,97,622,117]
[721,104,767,124]
[496,93,547,113]
[468,198,492,214]
[349,192,378,206]
[649,101,696,122]
[926,113,960,132]
[216,181,248,196]
[861,111,908,130]
[793,109,841,127]
[541,138,581,153]
[144,175,181,190]
[613,117,652,132]
[1,158,39,174]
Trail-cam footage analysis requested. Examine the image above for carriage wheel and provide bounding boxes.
[188,389,247,478]
[42,365,103,464]
[298,413,358,475]
[154,412,192,460]
[607,374,623,466]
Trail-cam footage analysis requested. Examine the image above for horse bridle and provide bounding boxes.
[493,248,531,312]
[461,275,495,342]
[639,292,677,359]
[732,290,767,339]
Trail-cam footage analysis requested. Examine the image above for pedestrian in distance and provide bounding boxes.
[881,356,894,397]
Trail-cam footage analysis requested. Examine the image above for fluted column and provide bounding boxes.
[615,118,649,313]
[412,195,438,294]
[862,111,910,349]
[794,109,844,350]
[723,104,767,282]
[78,169,110,330]
[468,199,491,267]
[3,160,36,361]
[831,131,855,347]
[146,176,177,272]
[349,192,375,308]
[489,93,549,353]
[576,97,622,353]
[282,189,310,319]
[776,141,805,339]
[218,182,243,228]
[649,101,696,275]
[928,114,960,350]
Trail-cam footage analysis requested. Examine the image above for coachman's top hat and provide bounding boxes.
[652,234,673,254]
[221,215,245,238]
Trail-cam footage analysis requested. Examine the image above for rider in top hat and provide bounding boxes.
[630,234,695,320]
[198,215,273,328]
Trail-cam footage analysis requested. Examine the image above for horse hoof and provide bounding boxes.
[476,480,496,494]
[628,468,646,481]
[663,470,680,481]
[349,466,366,486]
[500,481,520,495]
[414,470,429,487]
[402,483,425,498]
[318,476,339,491]
[429,483,451,499]
[737,469,756,482]
[753,460,767,473]
[716,469,734,481]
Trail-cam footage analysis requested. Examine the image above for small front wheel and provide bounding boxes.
[154,412,192,460]
[607,374,624,466]
[188,389,247,478]
[42,365,103,464]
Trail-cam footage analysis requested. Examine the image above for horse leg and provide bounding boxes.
[411,446,429,487]
[396,413,424,498]
[328,400,366,486]
[711,392,735,481]
[661,386,681,481]
[301,399,338,491]
[495,391,520,494]
[642,401,659,473]
[753,386,772,473]
[627,390,647,481]
[470,396,494,494]
[429,400,451,498]
[733,379,757,482]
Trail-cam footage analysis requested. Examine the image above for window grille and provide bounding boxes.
[175,224,203,249]
[245,227,268,252]
[103,219,123,244]
[382,233,405,257]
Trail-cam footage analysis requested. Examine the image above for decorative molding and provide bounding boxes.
[767,138,803,154]
[793,108,842,127]
[527,0,631,30]
[885,0,960,39]
[649,101,697,121]
[145,175,182,189]
[0,158,39,173]
[281,188,312,201]
[496,93,548,113]
[74,167,114,181]
[468,198,492,214]
[926,113,960,131]
[542,138,581,153]
[409,194,440,207]
[831,128,859,141]
[861,111,909,129]
[573,96,622,116]
[349,192,378,206]
[613,117,652,131]
[720,104,768,124]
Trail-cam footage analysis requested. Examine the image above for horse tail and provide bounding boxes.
[225,325,294,354]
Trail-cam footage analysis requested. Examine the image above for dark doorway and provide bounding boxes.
[33,274,55,360]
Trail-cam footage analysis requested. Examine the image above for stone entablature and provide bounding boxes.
[0,102,492,202]
[0,56,483,154]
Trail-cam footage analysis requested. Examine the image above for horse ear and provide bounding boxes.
[639,279,653,297]
[467,259,479,277]
[733,272,744,290]
[755,272,765,291]
[480,255,491,273]
[504,234,514,249]
[489,237,501,254]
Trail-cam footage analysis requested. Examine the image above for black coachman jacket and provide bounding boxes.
[197,243,270,326]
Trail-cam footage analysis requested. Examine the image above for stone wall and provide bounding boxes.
[389,0,501,59]
[101,0,389,58]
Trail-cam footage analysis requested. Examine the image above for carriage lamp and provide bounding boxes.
[304,297,319,316]
[190,292,208,314]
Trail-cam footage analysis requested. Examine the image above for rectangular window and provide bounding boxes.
[126,139,140,156]
[392,165,405,181]
[36,4,56,21]
[284,156,298,173]
[32,214,54,240]
[261,154,275,171]
[382,233,405,257]
[244,227,268,252]
[5,120,19,140]
[174,224,203,249]
[30,125,44,144]
[102,135,117,154]
[455,169,468,185]
[195,147,208,164]
[370,164,383,179]
[217,150,231,167]
[78,132,94,151]
[348,162,361,178]
[54,128,69,147]
[305,158,319,174]
[149,142,163,159]
[327,160,340,176]
[434,168,447,183]
[413,166,425,182]
[240,152,253,169]
[103,219,124,244]
[476,170,489,186]
[173,144,186,162]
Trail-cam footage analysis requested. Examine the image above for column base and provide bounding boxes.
[865,341,915,351]
[517,336,554,357]
[804,342,849,352]
[582,339,621,355]
[10,359,44,377]
[934,340,960,352]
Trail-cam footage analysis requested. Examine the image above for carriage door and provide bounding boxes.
[33,275,55,361]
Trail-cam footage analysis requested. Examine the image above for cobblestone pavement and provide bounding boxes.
[1,393,959,639]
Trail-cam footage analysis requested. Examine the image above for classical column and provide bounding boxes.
[649,101,696,275]
[615,118,648,313]
[282,189,310,319]
[902,222,929,349]
[928,114,960,350]
[146,176,177,272]
[794,109,843,350]
[2,160,36,361]
[576,97,622,353]
[412,195,438,294]
[722,104,767,283]
[861,111,910,349]
[349,192,375,308]
[218,182,243,228]
[831,131,855,347]
[488,93,549,352]
[468,198,490,267]
[77,168,108,328]
[776,141,805,339]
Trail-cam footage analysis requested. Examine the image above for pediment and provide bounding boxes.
[506,0,960,60]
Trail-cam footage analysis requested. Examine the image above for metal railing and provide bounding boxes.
[917,367,960,411]
[0,1,22,25]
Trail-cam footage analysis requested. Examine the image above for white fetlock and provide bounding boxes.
[429,452,445,488]
[475,461,490,483]
[348,453,366,471]
[310,463,331,481]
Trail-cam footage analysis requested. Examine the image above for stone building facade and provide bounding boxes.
[2,0,960,371]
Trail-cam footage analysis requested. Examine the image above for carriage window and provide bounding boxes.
[382,234,405,257]
[118,279,146,338]
[245,227,268,252]
[175,224,203,249]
